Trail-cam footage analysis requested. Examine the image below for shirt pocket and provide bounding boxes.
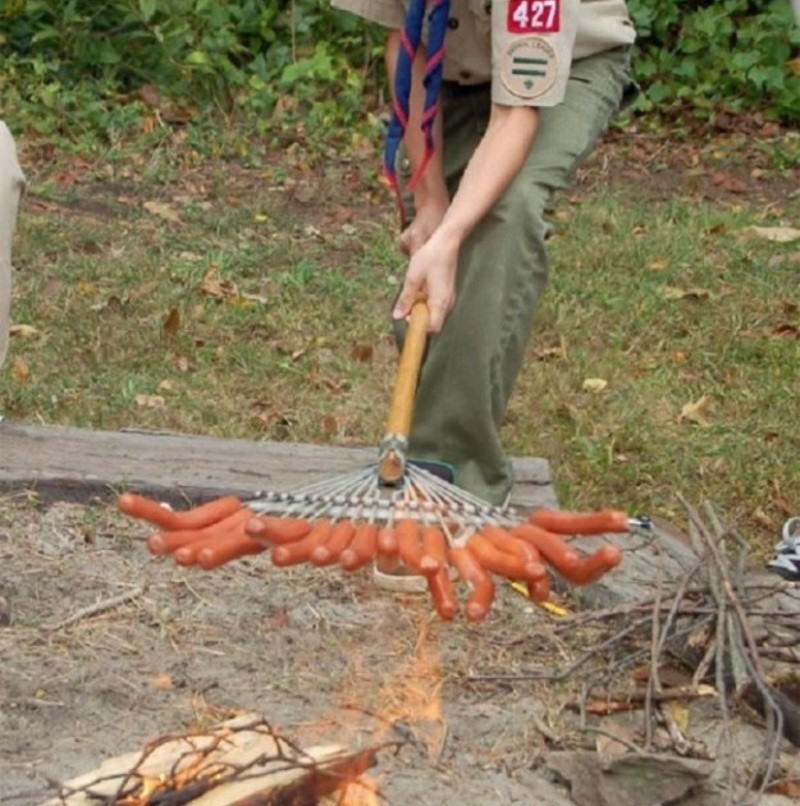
[466,0,493,36]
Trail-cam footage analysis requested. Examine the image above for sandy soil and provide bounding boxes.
[1,495,577,805]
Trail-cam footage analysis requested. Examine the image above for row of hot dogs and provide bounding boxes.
[118,492,636,621]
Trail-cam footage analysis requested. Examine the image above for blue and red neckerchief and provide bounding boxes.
[384,0,451,228]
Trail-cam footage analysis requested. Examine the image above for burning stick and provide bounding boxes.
[43,714,381,806]
[117,302,650,620]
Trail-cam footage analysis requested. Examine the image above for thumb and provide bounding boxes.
[392,276,422,321]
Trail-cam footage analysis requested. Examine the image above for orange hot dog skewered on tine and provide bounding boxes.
[421,526,448,575]
[271,520,334,567]
[480,525,547,580]
[197,534,266,569]
[118,492,243,532]
[449,545,495,622]
[511,523,581,576]
[172,508,256,566]
[528,508,631,535]
[558,544,623,586]
[340,523,379,571]
[466,533,544,583]
[376,526,399,559]
[527,575,551,603]
[395,519,430,575]
[246,516,313,545]
[427,567,458,621]
[148,507,255,556]
[310,520,357,567]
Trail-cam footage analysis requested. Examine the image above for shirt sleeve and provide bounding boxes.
[491,0,580,107]
[331,0,406,29]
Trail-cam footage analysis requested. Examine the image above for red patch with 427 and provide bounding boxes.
[507,0,561,33]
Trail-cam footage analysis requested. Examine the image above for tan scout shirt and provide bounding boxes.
[331,0,635,107]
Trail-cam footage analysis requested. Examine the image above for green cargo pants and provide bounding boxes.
[400,47,634,506]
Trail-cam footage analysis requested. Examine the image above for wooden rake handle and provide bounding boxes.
[378,301,429,484]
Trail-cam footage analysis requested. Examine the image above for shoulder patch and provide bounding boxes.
[500,36,558,100]
[507,0,560,34]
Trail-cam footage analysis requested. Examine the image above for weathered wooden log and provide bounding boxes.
[0,422,557,512]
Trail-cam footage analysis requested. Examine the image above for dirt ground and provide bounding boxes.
[1,494,586,805]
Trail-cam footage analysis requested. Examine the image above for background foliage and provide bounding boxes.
[0,0,798,138]
[627,0,800,121]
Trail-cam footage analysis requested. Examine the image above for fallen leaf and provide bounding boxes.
[766,778,800,798]
[90,293,128,312]
[157,379,175,392]
[302,224,323,239]
[240,292,269,305]
[143,200,181,223]
[771,324,799,339]
[350,344,374,363]
[163,307,180,339]
[135,394,165,408]
[744,225,800,243]
[12,357,29,384]
[533,346,564,361]
[582,378,608,393]
[9,324,41,339]
[770,481,794,518]
[322,415,340,436]
[665,701,690,733]
[711,171,747,194]
[199,265,239,300]
[647,259,668,271]
[752,507,773,529]
[76,282,96,296]
[678,395,713,426]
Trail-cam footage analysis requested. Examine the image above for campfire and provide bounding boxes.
[45,714,384,806]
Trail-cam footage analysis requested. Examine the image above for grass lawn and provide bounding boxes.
[2,118,798,559]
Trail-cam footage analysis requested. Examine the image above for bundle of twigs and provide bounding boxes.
[468,498,800,803]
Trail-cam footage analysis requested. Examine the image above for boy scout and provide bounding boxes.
[0,121,25,368]
[332,0,637,505]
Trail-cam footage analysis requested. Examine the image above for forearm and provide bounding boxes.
[436,104,539,246]
[385,30,448,206]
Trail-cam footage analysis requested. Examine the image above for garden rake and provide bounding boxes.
[118,301,650,621]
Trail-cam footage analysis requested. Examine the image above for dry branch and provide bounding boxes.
[42,584,147,632]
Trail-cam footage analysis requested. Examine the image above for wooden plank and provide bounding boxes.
[0,422,557,511]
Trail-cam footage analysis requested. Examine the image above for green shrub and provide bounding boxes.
[0,0,797,137]
[628,0,800,121]
[0,0,381,135]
